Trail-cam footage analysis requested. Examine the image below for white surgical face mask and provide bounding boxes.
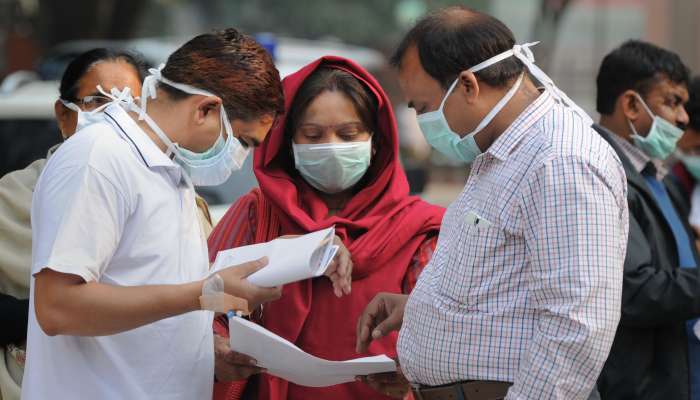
[292,138,372,194]
[416,41,592,164]
[60,98,111,136]
[103,64,250,186]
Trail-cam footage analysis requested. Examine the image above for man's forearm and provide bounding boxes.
[35,271,204,337]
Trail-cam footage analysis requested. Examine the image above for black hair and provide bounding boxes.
[391,5,524,89]
[286,67,379,136]
[59,48,148,102]
[686,76,700,131]
[161,28,284,121]
[596,40,690,115]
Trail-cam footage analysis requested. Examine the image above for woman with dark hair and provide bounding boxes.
[54,48,148,138]
[0,47,145,400]
[22,29,285,400]
[208,56,445,400]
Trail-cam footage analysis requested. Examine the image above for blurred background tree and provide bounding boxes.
[0,0,492,74]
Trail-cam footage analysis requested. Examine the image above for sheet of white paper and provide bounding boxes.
[229,316,396,387]
[211,227,337,287]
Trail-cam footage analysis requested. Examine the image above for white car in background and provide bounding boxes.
[0,36,385,224]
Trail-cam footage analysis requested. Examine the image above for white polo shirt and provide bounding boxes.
[22,104,214,400]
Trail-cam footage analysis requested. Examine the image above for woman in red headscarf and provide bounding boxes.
[209,56,444,400]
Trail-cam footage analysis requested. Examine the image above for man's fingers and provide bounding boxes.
[356,314,372,353]
[372,308,401,339]
[366,373,393,383]
[249,285,282,305]
[213,334,231,356]
[238,367,265,376]
[233,257,269,278]
[216,366,266,382]
[361,373,409,399]
[225,351,258,366]
[356,297,385,353]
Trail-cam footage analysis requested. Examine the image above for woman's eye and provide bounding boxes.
[337,129,359,137]
[298,128,321,138]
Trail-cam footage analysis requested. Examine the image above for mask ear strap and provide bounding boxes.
[632,92,656,119]
[439,78,462,112]
[138,64,166,120]
[94,85,131,114]
[60,99,81,113]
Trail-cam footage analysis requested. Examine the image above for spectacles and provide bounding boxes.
[71,95,113,111]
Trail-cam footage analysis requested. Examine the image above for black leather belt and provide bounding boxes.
[411,380,512,400]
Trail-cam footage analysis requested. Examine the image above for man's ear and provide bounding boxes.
[456,70,480,104]
[620,90,642,122]
[193,96,223,125]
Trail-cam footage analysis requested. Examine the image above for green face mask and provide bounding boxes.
[292,139,372,194]
[679,152,700,180]
[177,134,226,161]
[628,92,684,160]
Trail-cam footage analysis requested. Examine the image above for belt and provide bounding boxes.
[411,380,512,400]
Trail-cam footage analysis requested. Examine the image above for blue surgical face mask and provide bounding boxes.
[415,42,592,164]
[177,134,226,161]
[628,92,684,160]
[416,73,524,163]
[129,64,250,186]
[292,138,372,194]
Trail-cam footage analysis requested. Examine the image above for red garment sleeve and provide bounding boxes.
[401,234,438,294]
[210,193,259,400]
[210,192,259,338]
[208,192,258,263]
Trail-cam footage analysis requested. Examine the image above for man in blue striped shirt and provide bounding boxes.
[355,6,628,400]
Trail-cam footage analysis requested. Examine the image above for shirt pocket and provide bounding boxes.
[436,215,517,313]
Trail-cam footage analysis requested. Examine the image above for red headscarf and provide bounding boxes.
[215,56,444,400]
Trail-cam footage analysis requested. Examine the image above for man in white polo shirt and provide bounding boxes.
[22,29,285,400]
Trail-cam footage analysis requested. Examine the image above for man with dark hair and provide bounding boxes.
[673,76,700,226]
[592,40,698,400]
[356,6,628,400]
[21,30,285,400]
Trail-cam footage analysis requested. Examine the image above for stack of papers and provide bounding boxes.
[229,316,397,387]
[211,227,339,287]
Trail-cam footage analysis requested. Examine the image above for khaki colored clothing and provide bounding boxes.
[0,157,47,300]
[0,154,48,400]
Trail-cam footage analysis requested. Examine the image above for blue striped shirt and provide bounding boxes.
[398,91,629,399]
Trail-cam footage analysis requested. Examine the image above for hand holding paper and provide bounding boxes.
[229,315,396,387]
[211,227,341,287]
[208,257,282,313]
[323,234,353,297]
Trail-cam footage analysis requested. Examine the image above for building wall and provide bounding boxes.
[492,0,699,118]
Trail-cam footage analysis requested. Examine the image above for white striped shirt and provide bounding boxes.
[398,91,629,399]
